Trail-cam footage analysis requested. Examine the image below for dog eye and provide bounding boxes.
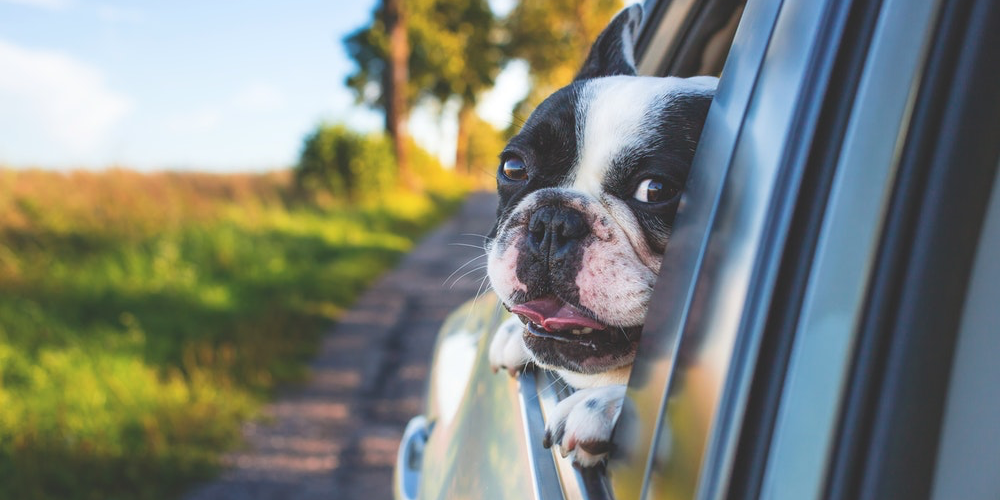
[501,156,528,181]
[633,178,677,203]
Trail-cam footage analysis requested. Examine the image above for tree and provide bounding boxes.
[502,0,622,133]
[344,0,501,176]
[383,0,412,185]
[412,0,500,174]
[344,0,415,186]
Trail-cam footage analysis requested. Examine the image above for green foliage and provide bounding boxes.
[344,0,501,109]
[504,0,622,89]
[503,0,623,132]
[295,124,397,201]
[294,123,470,202]
[0,169,467,499]
[463,115,506,179]
[412,0,501,103]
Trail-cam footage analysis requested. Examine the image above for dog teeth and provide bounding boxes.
[582,327,594,334]
[572,329,581,335]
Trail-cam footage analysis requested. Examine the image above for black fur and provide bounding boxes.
[575,5,642,81]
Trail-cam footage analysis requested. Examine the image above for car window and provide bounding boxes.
[636,0,745,77]
[610,0,788,496]
[931,157,1000,500]
[517,0,757,497]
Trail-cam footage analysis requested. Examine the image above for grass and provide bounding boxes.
[0,168,469,500]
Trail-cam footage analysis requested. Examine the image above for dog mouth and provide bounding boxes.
[511,297,637,344]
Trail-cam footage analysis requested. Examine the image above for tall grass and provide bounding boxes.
[0,168,469,500]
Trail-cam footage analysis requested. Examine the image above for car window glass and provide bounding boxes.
[930,160,1000,500]
[608,0,782,496]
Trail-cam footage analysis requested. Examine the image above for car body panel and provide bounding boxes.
[758,0,943,497]
[410,294,542,500]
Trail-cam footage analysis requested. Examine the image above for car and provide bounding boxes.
[394,0,1000,497]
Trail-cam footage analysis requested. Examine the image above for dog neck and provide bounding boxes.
[557,365,632,389]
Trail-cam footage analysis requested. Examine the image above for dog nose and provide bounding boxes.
[527,205,589,258]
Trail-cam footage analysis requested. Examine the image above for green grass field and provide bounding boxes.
[0,168,468,500]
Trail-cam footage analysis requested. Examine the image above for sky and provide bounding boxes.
[0,0,526,171]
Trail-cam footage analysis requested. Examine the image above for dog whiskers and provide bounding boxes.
[463,272,495,329]
[541,374,567,394]
[473,273,493,302]
[443,254,488,287]
[619,326,631,342]
[508,111,528,128]
[459,232,490,242]
[526,373,573,404]
[447,242,487,251]
[449,265,488,290]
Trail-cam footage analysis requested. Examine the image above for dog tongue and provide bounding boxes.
[511,298,606,332]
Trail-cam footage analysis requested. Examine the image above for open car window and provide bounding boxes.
[609,0,788,495]
[510,0,755,497]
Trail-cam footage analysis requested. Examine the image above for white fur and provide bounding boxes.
[557,366,631,388]
[546,385,627,467]
[488,315,532,374]
[485,232,527,303]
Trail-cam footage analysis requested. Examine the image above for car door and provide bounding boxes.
[398,0,1000,497]
[613,0,1000,499]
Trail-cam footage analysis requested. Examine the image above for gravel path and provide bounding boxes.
[184,191,499,500]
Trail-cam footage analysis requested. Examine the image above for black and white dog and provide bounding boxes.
[486,4,716,467]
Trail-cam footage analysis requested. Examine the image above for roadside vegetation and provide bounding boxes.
[0,0,625,496]
[0,141,470,499]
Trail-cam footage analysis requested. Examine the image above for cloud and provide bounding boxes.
[0,0,72,11]
[0,39,131,154]
[231,82,286,112]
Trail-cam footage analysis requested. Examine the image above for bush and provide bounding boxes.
[294,124,397,202]
[294,123,476,203]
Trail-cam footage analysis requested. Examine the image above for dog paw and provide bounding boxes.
[489,315,532,376]
[543,385,626,467]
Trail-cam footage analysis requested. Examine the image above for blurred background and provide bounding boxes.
[0,0,631,498]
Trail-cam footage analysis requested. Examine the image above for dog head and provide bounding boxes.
[486,5,716,380]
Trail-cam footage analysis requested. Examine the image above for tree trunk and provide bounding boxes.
[382,0,416,188]
[454,101,475,176]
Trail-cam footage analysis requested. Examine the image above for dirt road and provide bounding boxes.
[184,191,499,500]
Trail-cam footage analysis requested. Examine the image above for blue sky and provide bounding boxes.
[0,0,525,171]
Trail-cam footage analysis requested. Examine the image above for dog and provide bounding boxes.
[486,4,717,467]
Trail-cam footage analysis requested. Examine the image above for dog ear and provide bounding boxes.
[575,4,643,81]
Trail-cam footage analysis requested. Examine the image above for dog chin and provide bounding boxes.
[523,325,640,375]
